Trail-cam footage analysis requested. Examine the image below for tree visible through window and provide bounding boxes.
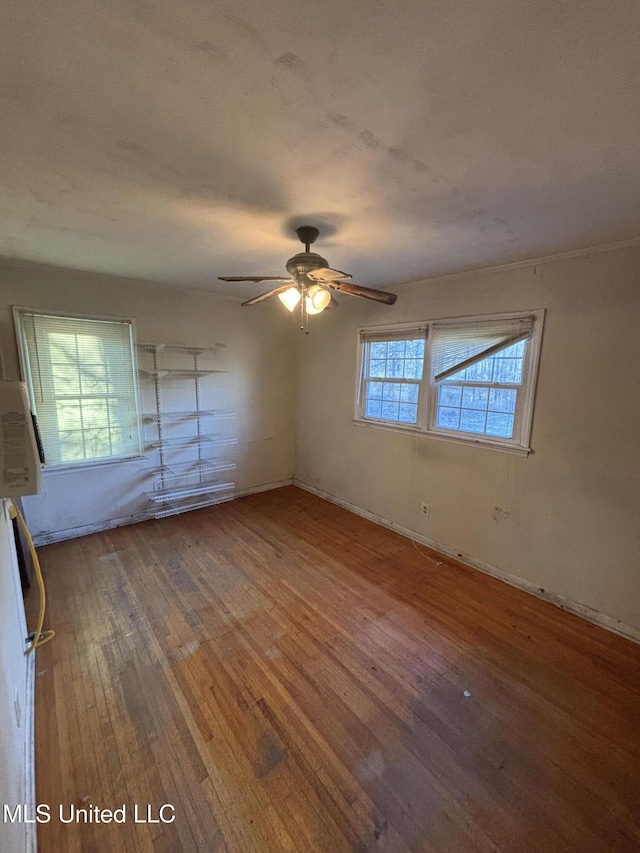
[435,339,526,439]
[357,312,543,452]
[15,310,141,465]
[362,334,426,425]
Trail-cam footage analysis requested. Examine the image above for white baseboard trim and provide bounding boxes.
[32,478,294,546]
[293,479,640,646]
[33,510,152,545]
[24,650,37,853]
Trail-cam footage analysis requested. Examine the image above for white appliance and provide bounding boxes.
[0,381,42,499]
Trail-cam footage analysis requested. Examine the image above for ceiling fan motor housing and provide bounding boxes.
[286,252,329,279]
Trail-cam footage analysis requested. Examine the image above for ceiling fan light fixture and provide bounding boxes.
[305,296,324,315]
[278,286,301,312]
[308,284,332,312]
[220,224,398,330]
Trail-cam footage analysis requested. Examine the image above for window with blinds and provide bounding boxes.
[15,310,141,466]
[358,327,427,425]
[356,312,544,452]
[430,315,536,444]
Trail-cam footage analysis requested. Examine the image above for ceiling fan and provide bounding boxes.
[219,226,397,333]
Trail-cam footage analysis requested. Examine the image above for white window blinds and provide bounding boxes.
[431,316,534,383]
[19,311,141,465]
[359,325,428,344]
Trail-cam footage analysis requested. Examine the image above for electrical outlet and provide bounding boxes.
[420,502,430,517]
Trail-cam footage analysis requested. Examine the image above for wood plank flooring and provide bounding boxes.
[29,485,640,852]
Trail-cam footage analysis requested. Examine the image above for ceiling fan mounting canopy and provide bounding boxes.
[295,225,319,248]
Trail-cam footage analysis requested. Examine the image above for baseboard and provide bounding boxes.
[24,650,37,853]
[32,478,294,546]
[293,479,640,646]
[234,478,294,500]
[33,509,154,545]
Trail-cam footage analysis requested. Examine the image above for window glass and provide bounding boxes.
[435,340,525,439]
[362,336,425,426]
[357,313,542,451]
[16,310,141,466]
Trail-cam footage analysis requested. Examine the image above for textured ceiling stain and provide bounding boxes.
[273,52,308,78]
[359,130,383,150]
[334,117,434,179]
[191,39,228,61]
[326,113,351,130]
[1,0,639,292]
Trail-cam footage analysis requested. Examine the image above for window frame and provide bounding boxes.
[13,306,143,470]
[355,310,545,454]
[356,324,428,428]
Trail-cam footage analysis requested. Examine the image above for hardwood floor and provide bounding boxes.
[29,485,640,852]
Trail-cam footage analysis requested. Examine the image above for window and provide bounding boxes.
[356,312,544,452]
[360,328,427,425]
[15,310,141,466]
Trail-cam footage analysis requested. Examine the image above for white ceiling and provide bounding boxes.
[1,0,639,297]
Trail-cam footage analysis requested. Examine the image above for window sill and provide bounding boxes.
[352,418,532,456]
[42,454,145,475]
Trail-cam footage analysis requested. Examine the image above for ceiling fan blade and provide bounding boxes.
[307,267,352,282]
[241,283,297,306]
[218,276,293,283]
[324,280,397,305]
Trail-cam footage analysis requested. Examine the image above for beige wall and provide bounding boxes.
[1,247,638,636]
[294,244,640,634]
[0,260,296,540]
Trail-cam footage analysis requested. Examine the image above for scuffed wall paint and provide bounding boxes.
[294,244,640,633]
[0,261,296,538]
